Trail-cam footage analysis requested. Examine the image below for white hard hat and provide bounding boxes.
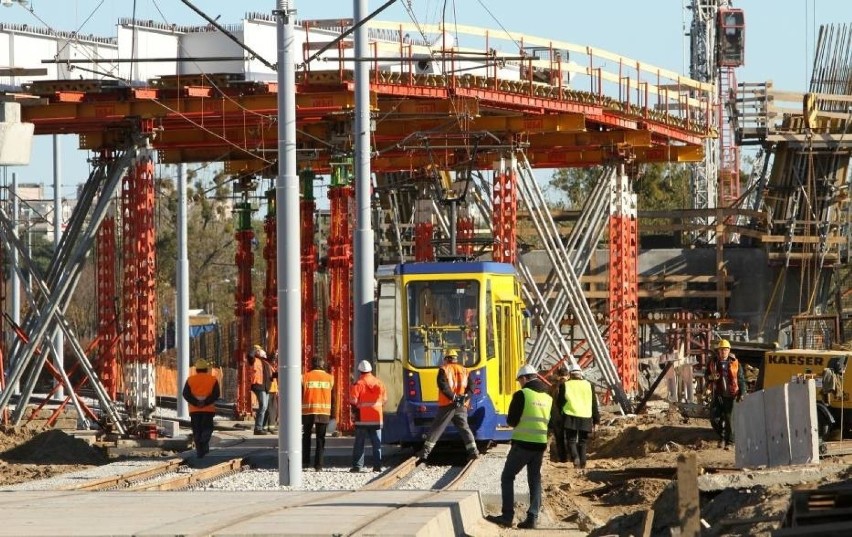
[357,360,373,373]
[569,364,583,374]
[516,364,537,379]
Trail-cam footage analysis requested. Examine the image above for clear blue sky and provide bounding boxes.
[3,0,851,193]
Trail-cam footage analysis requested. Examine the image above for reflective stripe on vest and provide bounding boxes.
[302,369,334,415]
[187,373,217,413]
[563,379,593,418]
[437,363,469,407]
[512,388,552,444]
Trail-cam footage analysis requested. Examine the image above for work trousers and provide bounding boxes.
[302,414,329,469]
[422,404,477,455]
[564,428,590,467]
[252,386,268,431]
[551,412,568,462]
[713,396,735,444]
[190,412,215,457]
[352,425,382,470]
[500,444,544,521]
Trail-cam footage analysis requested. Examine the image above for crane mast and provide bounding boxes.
[688,0,723,242]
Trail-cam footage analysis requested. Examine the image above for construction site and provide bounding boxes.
[0,1,851,536]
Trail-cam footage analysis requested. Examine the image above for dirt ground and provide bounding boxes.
[0,426,106,487]
[536,404,852,536]
[4,409,852,536]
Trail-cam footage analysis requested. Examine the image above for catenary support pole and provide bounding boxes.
[353,0,375,377]
[53,135,64,400]
[276,0,302,487]
[176,163,190,419]
[10,172,20,395]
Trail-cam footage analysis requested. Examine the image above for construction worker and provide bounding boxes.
[417,349,479,461]
[248,344,272,435]
[349,360,387,473]
[486,364,552,530]
[265,351,279,433]
[302,356,334,471]
[548,363,570,463]
[557,364,600,469]
[182,358,220,458]
[706,339,746,449]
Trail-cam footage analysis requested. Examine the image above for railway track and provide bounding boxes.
[363,455,481,491]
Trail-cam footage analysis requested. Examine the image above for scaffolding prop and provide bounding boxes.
[327,159,354,432]
[300,170,318,371]
[233,176,258,420]
[95,212,119,400]
[121,150,158,431]
[607,167,639,394]
[0,138,146,434]
[263,187,278,355]
[514,152,632,414]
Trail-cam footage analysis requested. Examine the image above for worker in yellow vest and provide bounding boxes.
[182,358,220,458]
[557,364,600,469]
[486,364,551,530]
[302,357,335,471]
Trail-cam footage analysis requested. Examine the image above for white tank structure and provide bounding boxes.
[2,14,578,89]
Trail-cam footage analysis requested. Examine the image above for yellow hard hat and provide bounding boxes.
[194,358,210,370]
[716,339,731,349]
[445,349,459,359]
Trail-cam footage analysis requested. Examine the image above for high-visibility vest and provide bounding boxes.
[512,388,552,444]
[251,358,264,386]
[708,357,740,398]
[437,363,469,407]
[186,373,218,414]
[563,379,594,418]
[350,373,387,426]
[302,369,334,415]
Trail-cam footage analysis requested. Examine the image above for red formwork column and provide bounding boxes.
[121,151,157,424]
[263,188,278,356]
[96,213,119,400]
[300,170,318,370]
[234,193,256,420]
[492,156,517,264]
[457,216,474,258]
[327,161,353,432]
[414,222,435,261]
[607,170,639,394]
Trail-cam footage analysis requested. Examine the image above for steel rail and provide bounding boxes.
[61,458,185,491]
[362,456,419,491]
[127,457,246,491]
[441,457,481,491]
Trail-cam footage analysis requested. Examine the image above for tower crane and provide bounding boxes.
[688,1,745,241]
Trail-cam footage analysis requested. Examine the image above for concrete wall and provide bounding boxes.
[733,378,819,468]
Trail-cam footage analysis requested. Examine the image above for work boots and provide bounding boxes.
[517,516,537,529]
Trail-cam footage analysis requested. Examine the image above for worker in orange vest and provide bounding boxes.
[417,349,478,461]
[349,360,387,473]
[182,358,220,458]
[302,356,335,471]
[249,344,272,435]
[705,339,746,449]
[265,350,279,433]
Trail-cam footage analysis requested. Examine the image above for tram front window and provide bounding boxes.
[407,279,480,368]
